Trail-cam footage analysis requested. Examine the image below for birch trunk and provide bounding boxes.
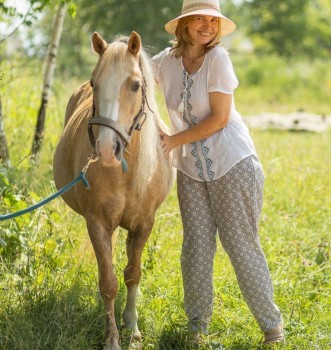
[31,3,67,158]
[0,98,11,167]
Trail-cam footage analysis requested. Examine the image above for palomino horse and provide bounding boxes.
[53,32,174,350]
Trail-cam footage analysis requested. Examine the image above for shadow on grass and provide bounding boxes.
[158,327,190,350]
[0,280,128,350]
[155,322,269,350]
[157,326,259,350]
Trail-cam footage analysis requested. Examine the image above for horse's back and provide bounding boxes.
[64,81,92,125]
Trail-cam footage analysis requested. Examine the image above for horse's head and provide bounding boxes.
[89,31,146,168]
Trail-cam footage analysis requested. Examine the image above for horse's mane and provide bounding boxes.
[114,36,171,198]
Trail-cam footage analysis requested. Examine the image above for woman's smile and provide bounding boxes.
[187,15,219,45]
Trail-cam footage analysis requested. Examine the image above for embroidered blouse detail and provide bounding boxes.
[181,70,214,181]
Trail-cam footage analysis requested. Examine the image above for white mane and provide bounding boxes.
[119,39,170,198]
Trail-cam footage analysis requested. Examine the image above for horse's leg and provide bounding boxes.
[122,224,152,340]
[86,220,120,350]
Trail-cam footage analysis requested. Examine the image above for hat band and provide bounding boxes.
[182,3,220,15]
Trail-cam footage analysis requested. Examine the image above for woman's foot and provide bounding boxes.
[187,332,205,346]
[263,324,285,345]
[187,333,225,349]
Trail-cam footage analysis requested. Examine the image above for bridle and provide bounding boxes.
[88,60,150,152]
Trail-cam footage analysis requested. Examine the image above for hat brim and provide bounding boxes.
[165,9,236,37]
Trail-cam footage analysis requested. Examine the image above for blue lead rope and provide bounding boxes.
[0,172,90,222]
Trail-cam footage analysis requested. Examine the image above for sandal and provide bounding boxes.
[264,324,285,345]
[187,332,205,346]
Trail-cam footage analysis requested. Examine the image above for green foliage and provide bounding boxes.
[73,0,181,52]
[242,0,331,58]
[0,167,36,265]
[0,0,75,45]
[232,54,331,115]
[305,0,331,56]
[49,0,183,77]
[3,0,330,78]
[1,0,56,28]
[244,0,309,56]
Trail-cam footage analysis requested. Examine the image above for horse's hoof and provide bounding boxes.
[121,326,142,341]
[132,328,142,341]
[122,317,142,341]
[104,339,121,350]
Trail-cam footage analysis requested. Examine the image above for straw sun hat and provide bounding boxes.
[165,0,236,37]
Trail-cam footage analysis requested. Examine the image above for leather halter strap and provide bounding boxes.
[87,61,148,150]
[88,116,131,147]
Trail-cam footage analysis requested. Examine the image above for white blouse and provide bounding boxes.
[152,45,257,181]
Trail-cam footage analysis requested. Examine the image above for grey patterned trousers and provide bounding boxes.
[177,156,282,333]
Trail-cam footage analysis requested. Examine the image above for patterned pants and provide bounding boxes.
[177,156,282,333]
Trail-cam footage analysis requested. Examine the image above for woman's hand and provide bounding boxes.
[159,92,231,155]
[160,131,178,155]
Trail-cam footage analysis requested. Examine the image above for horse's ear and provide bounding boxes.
[92,32,108,55]
[128,31,141,56]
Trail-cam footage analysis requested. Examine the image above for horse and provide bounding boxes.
[53,31,174,350]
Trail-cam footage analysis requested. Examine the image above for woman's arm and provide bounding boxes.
[160,91,232,154]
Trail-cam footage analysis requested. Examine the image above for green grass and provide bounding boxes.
[0,57,330,349]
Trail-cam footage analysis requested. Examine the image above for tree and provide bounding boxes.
[0,0,52,167]
[0,0,57,44]
[47,0,183,79]
[75,0,182,53]
[304,0,331,57]
[31,2,67,158]
[241,0,331,58]
[242,0,310,57]
[1,0,76,160]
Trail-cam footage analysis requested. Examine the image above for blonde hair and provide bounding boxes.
[170,15,222,58]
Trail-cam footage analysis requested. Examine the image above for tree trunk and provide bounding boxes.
[31,3,67,159]
[0,97,11,167]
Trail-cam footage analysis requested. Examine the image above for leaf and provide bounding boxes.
[67,3,76,18]
[44,239,57,255]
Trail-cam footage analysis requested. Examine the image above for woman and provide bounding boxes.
[152,0,284,346]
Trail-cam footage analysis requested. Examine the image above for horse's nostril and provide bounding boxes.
[114,140,123,161]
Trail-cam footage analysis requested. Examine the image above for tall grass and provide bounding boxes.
[0,56,330,349]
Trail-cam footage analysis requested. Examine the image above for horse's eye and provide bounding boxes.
[132,81,141,92]
[90,79,94,87]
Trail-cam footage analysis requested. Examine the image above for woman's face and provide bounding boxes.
[186,15,219,46]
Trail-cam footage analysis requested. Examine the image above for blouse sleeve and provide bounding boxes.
[208,48,239,94]
[151,48,169,87]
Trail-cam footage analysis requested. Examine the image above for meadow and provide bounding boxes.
[0,55,330,349]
